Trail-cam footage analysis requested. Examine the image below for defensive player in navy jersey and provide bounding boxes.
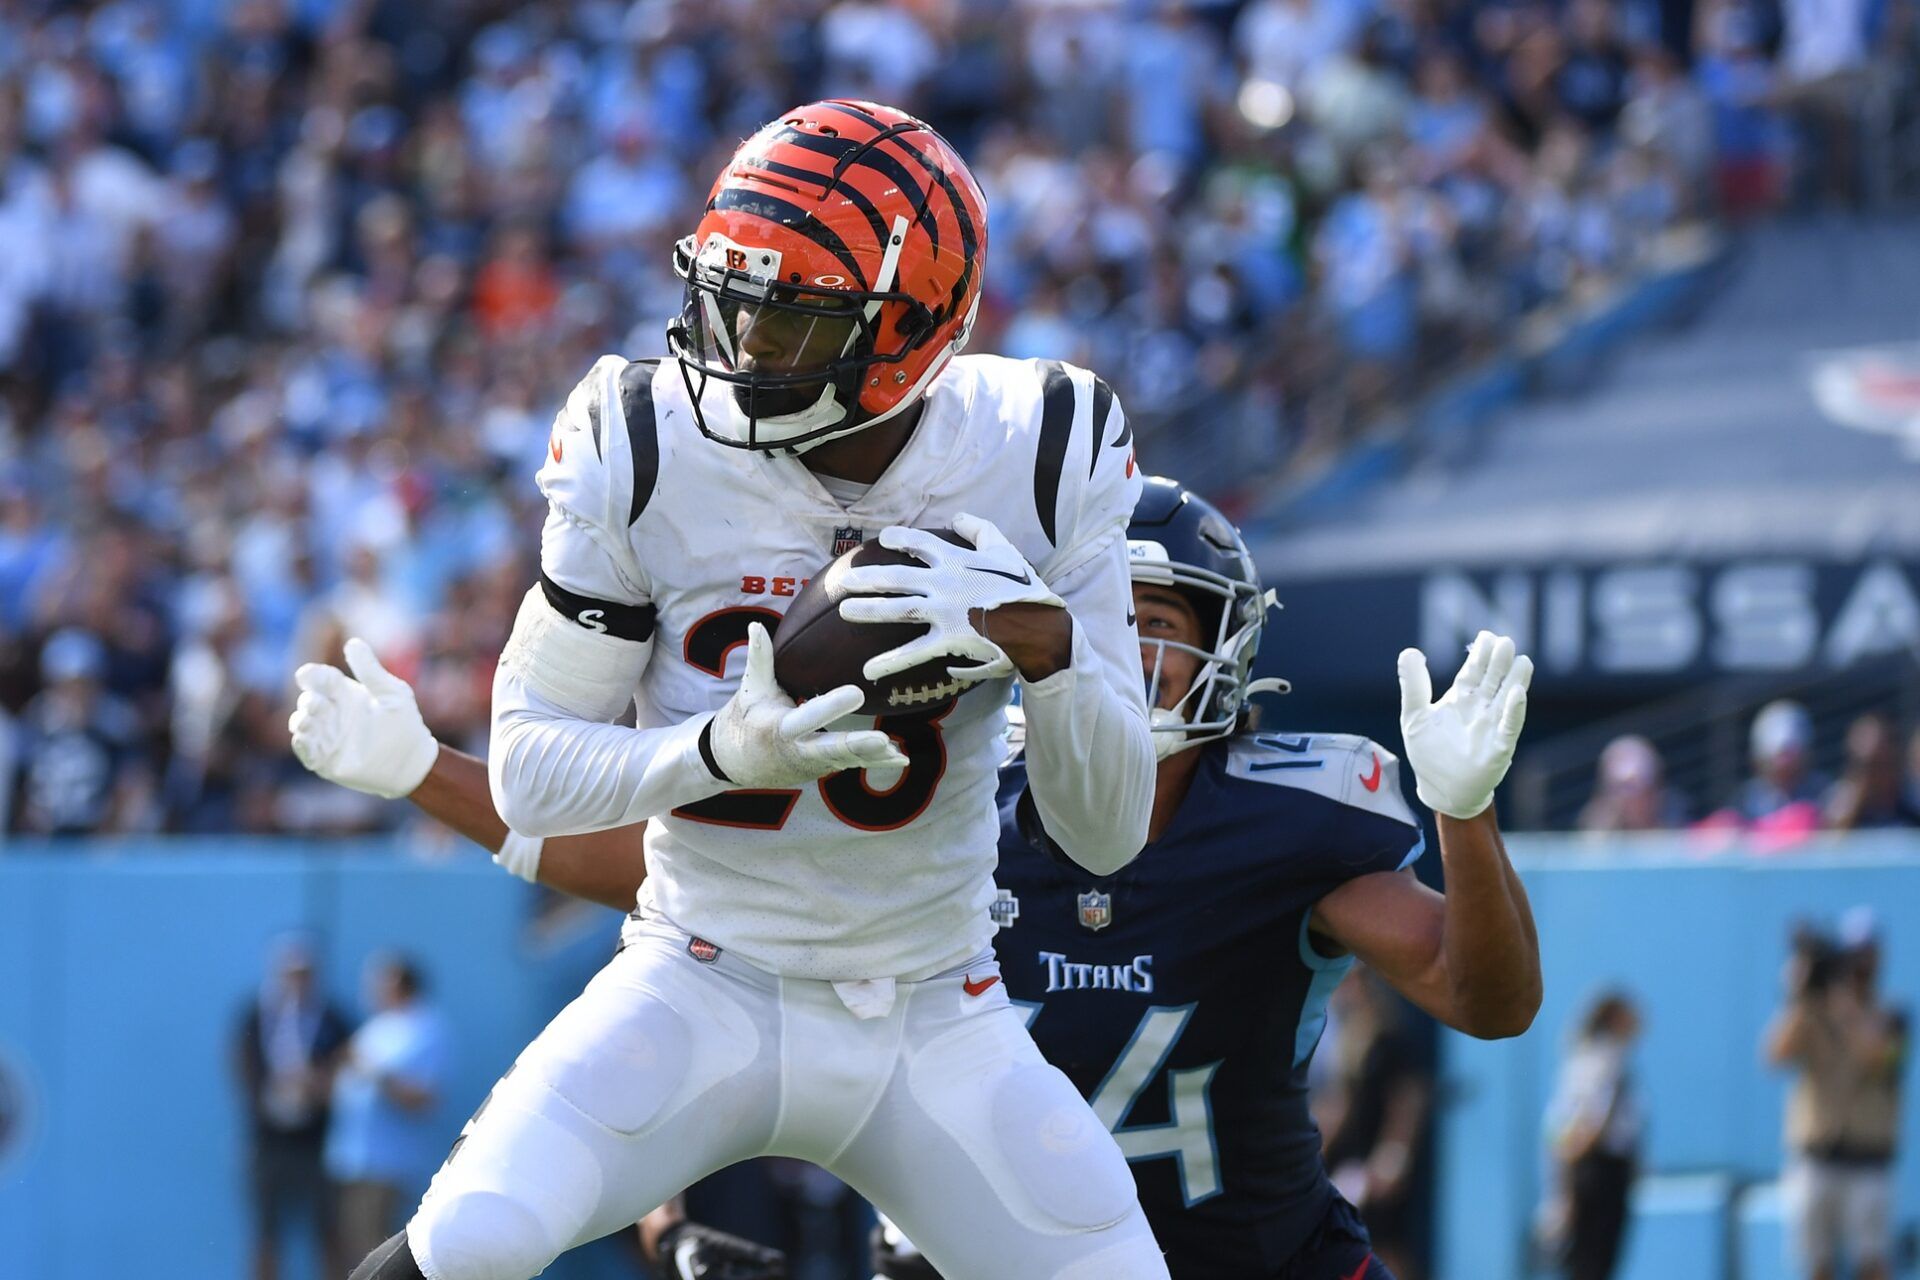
[869,478,1540,1280]
[291,478,1542,1280]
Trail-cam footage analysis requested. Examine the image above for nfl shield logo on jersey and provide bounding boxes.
[831,526,865,556]
[1077,890,1112,932]
[989,888,1020,928]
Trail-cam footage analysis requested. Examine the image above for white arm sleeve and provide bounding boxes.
[1017,533,1153,874]
[488,586,731,838]
[490,670,725,838]
[486,356,730,838]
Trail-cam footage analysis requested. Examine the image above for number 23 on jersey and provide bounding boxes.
[672,607,951,832]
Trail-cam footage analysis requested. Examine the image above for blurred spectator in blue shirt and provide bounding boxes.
[1554,0,1631,134]
[1315,147,1418,373]
[1694,0,1790,215]
[564,116,686,258]
[1734,700,1830,825]
[13,628,155,836]
[326,952,451,1267]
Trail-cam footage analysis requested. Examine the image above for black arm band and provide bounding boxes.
[538,572,657,642]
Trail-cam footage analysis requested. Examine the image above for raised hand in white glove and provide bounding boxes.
[289,637,439,799]
[835,512,1064,684]
[1397,629,1533,820]
[708,622,908,787]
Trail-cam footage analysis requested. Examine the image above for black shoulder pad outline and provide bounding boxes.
[1087,376,1119,476]
[623,359,663,525]
[1033,360,1076,546]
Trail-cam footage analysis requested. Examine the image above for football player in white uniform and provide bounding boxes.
[320,100,1168,1280]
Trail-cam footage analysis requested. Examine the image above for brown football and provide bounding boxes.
[773,529,971,718]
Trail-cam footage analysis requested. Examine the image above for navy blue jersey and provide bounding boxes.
[992,731,1423,1279]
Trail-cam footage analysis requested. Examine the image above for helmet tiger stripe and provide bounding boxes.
[668,100,989,453]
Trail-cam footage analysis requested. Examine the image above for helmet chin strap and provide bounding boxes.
[727,380,848,450]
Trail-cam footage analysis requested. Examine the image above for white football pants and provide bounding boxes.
[403,920,1168,1280]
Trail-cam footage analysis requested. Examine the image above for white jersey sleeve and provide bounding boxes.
[1016,364,1153,875]
[488,356,731,838]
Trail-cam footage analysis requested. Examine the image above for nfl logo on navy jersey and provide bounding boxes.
[1077,890,1112,932]
[831,526,865,556]
[990,888,1020,928]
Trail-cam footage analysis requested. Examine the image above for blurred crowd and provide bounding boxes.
[0,0,1913,838]
[1578,703,1920,840]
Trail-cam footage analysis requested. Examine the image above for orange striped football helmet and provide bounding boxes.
[668,100,989,453]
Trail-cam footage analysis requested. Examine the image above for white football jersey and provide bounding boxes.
[533,353,1143,981]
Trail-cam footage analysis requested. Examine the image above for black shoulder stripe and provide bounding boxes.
[1034,361,1076,546]
[539,572,656,643]
[1087,377,1114,476]
[621,359,662,525]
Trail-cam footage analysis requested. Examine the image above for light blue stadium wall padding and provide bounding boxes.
[0,844,623,1280]
[1614,1173,1732,1280]
[1737,1181,1791,1280]
[1437,835,1920,1280]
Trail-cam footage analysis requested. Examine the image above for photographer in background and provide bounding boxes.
[1765,909,1908,1280]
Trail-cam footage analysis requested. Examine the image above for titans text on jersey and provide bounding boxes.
[994,730,1424,1279]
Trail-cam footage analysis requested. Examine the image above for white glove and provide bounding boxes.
[836,512,1065,683]
[289,638,440,799]
[708,622,908,787]
[1397,630,1533,820]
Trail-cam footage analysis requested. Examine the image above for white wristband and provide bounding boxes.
[493,829,545,883]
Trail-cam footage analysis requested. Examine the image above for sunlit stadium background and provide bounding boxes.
[2,0,1918,1277]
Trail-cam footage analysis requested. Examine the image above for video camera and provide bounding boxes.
[1789,921,1854,997]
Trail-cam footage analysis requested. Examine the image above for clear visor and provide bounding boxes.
[673,239,867,387]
